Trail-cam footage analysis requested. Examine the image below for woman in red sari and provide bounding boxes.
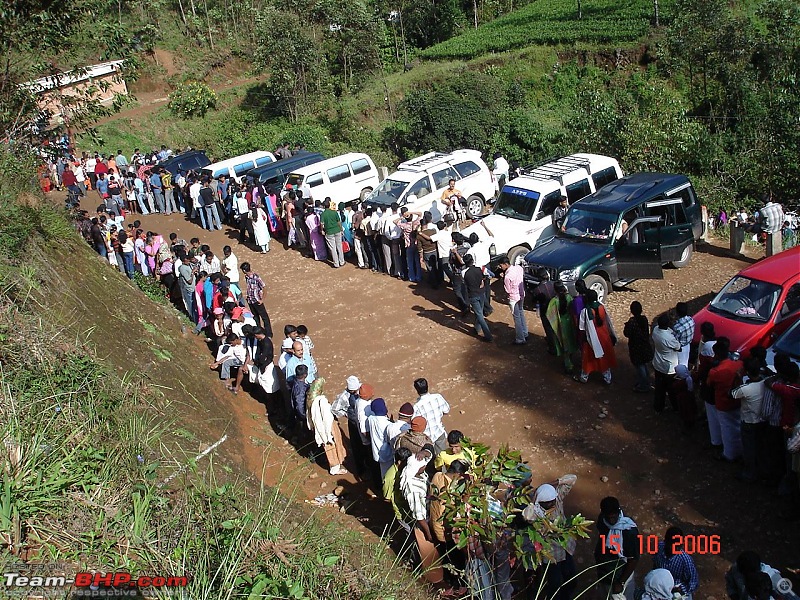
[574,289,617,385]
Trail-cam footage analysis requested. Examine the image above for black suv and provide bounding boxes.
[522,172,704,302]
[160,150,211,177]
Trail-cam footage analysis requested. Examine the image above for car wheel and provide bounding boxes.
[670,244,693,268]
[584,274,609,303]
[507,245,529,266]
[466,194,484,219]
[360,188,373,201]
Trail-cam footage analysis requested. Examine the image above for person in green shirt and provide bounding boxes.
[321,198,345,267]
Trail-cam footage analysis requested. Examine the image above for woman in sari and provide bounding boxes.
[305,206,327,261]
[306,378,348,475]
[264,187,284,236]
[546,281,578,374]
[574,289,617,385]
[251,206,271,253]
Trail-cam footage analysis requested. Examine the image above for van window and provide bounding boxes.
[592,167,618,190]
[327,164,351,183]
[255,156,274,168]
[454,161,481,179]
[667,185,696,209]
[307,173,324,188]
[351,158,371,175]
[432,167,459,190]
[566,179,591,204]
[406,177,431,200]
[536,190,563,221]
[233,162,254,177]
[644,199,687,226]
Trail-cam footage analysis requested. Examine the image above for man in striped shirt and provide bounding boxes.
[653,527,700,599]
[241,262,273,337]
[671,302,695,367]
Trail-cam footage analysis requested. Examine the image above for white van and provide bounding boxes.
[365,150,496,220]
[463,153,623,267]
[201,151,276,183]
[282,153,380,203]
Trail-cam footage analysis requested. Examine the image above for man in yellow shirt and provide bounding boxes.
[433,430,475,470]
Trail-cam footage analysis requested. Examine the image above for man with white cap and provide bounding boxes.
[523,474,578,600]
[331,376,371,478]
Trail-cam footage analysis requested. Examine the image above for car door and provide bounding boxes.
[615,216,665,280]
[770,281,800,342]
[403,175,437,218]
[665,181,702,240]
[429,166,461,215]
[642,197,692,263]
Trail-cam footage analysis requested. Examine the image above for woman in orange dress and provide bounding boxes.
[575,289,617,385]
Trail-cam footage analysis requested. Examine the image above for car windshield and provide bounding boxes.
[709,276,781,322]
[371,178,409,200]
[492,188,539,221]
[561,207,619,240]
[774,322,800,359]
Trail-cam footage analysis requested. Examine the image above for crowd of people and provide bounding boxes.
[54,143,799,599]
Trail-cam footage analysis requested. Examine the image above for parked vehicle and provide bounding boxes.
[201,151,276,182]
[462,153,622,268]
[522,172,705,302]
[282,153,379,203]
[160,150,210,177]
[692,246,800,357]
[246,152,324,189]
[365,150,496,220]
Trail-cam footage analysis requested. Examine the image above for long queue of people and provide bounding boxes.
[65,197,800,599]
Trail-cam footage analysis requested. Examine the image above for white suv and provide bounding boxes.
[365,150,496,220]
[462,153,623,268]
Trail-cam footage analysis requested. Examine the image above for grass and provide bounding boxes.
[420,0,675,59]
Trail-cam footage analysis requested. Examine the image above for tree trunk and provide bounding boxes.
[189,0,197,19]
[653,0,659,26]
[203,0,214,49]
[473,0,478,29]
[577,0,582,19]
[176,0,188,28]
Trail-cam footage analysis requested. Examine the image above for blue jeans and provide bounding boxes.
[122,252,134,279]
[469,295,492,340]
[205,203,222,230]
[405,246,422,282]
[152,188,165,212]
[94,242,107,259]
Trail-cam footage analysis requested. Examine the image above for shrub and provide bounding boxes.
[168,82,218,119]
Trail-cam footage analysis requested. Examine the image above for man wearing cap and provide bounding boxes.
[498,255,528,345]
[412,378,450,455]
[384,402,413,449]
[331,376,370,478]
[594,496,640,600]
[522,475,578,600]
[367,398,394,482]
[393,416,433,455]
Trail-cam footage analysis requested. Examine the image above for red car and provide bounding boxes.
[692,246,800,357]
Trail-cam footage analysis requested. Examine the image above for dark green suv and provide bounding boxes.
[522,172,704,302]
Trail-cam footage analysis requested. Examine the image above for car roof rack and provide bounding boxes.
[398,152,451,171]
[519,155,592,183]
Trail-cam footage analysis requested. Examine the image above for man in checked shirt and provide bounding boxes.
[411,378,450,456]
[671,302,695,368]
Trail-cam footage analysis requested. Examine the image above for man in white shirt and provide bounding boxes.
[731,359,765,482]
[200,251,221,275]
[652,314,682,414]
[379,203,403,277]
[189,178,205,228]
[221,246,240,285]
[412,378,450,455]
[430,221,454,284]
[366,398,394,480]
[492,152,510,189]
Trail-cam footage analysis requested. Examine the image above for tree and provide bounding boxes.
[0,0,134,147]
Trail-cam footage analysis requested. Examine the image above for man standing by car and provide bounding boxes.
[758,195,785,238]
[553,195,569,230]
[463,254,493,342]
[652,314,682,414]
[200,177,222,231]
[498,255,528,345]
[671,302,695,368]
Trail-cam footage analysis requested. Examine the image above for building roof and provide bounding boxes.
[26,60,125,93]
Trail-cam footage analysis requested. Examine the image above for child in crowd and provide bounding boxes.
[209,333,247,394]
[296,324,315,355]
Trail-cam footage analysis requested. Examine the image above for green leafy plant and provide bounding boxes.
[168,82,218,119]
[133,272,168,305]
[440,441,593,570]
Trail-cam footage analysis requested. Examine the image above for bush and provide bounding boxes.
[168,82,218,119]
[133,272,168,304]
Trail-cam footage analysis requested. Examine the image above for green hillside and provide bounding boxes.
[421,0,673,59]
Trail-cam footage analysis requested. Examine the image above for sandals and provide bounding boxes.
[572,375,587,384]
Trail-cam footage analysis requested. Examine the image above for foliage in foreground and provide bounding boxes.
[440,442,592,571]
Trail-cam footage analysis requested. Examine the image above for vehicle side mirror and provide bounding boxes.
[536,211,545,220]
[406,194,417,204]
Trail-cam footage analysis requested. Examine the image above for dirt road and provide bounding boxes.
[130,209,798,597]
